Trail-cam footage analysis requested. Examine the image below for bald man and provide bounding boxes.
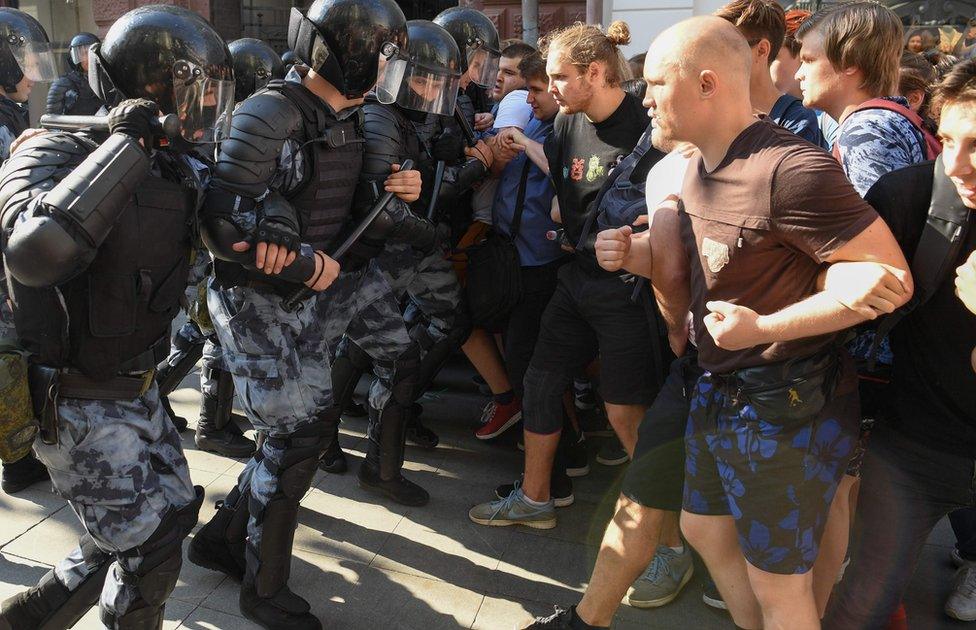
[593,17,911,630]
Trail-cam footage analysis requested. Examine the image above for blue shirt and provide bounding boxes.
[836,96,926,197]
[493,115,563,267]
[769,93,823,148]
[817,110,839,149]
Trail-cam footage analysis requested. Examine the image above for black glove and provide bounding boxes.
[108,99,157,150]
[431,128,465,164]
[255,193,301,254]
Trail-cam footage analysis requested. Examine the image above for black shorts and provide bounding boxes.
[528,260,658,407]
[622,355,703,512]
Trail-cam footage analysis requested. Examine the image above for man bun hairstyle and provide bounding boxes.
[540,20,632,87]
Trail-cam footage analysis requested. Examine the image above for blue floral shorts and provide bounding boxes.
[682,361,859,575]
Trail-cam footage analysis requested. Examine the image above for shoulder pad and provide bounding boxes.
[361,103,406,181]
[0,132,93,228]
[228,91,302,144]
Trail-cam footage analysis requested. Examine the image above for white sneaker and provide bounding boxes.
[946,563,976,621]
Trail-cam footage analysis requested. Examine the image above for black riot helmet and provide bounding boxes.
[281,49,298,68]
[0,8,59,94]
[433,7,500,89]
[376,20,460,117]
[287,0,408,100]
[228,38,285,102]
[68,32,99,70]
[89,5,235,144]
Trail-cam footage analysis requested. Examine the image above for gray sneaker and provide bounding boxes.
[596,435,629,466]
[469,487,556,529]
[947,563,976,621]
[628,546,693,609]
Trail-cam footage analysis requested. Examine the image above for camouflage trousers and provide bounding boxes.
[343,243,462,446]
[207,265,409,552]
[33,384,196,620]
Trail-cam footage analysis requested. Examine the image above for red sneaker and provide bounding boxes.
[884,603,907,630]
[475,398,523,440]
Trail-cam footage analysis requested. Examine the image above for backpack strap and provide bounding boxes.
[869,157,971,364]
[836,98,942,161]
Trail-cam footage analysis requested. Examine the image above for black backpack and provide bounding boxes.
[867,157,971,362]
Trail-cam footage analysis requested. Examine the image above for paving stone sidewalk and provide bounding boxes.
[0,363,966,629]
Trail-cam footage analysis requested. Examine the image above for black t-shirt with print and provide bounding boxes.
[544,93,648,250]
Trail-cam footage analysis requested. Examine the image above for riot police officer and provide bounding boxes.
[45,31,104,116]
[230,38,286,103]
[0,5,234,627]
[0,8,57,496]
[186,1,420,627]
[323,19,469,506]
[154,36,288,458]
[434,7,500,117]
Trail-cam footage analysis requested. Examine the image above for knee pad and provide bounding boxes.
[522,366,571,435]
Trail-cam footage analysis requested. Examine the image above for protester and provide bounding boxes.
[716,0,822,146]
[628,52,646,79]
[824,58,976,629]
[468,20,658,529]
[906,31,925,54]
[770,8,838,148]
[636,15,909,629]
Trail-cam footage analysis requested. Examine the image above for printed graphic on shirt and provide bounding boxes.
[702,237,730,273]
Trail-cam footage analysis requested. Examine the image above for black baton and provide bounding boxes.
[454,104,477,147]
[426,160,446,221]
[280,158,415,312]
[39,113,182,139]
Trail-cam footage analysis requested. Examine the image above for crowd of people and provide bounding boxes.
[0,0,973,629]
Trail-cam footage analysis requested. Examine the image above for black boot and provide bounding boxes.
[1,452,49,495]
[188,484,248,580]
[405,404,439,449]
[159,395,189,433]
[100,486,204,629]
[317,433,347,474]
[239,422,330,630]
[0,534,110,630]
[195,367,255,458]
[358,405,429,507]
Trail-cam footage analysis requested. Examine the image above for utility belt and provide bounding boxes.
[0,338,163,460]
[707,346,843,423]
[28,365,156,447]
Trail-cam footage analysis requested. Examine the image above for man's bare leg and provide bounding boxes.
[747,563,819,630]
[521,429,561,502]
[462,327,512,395]
[681,511,763,629]
[813,474,857,615]
[576,500,678,626]
[604,403,644,456]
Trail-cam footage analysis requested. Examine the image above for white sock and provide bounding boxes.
[520,492,550,507]
[669,545,685,554]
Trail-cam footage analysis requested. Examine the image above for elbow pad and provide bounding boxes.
[4,214,95,287]
[201,200,316,285]
[390,214,437,252]
[439,158,487,206]
[41,133,150,249]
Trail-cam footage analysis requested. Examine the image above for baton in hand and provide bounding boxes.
[426,160,446,221]
[454,104,477,148]
[280,159,415,313]
[39,113,182,139]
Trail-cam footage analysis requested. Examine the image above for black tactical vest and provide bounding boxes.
[10,157,193,381]
[0,96,28,138]
[267,80,364,252]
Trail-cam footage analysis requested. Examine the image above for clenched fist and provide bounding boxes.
[595,225,634,272]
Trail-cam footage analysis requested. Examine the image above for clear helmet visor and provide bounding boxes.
[69,44,90,66]
[10,39,60,82]
[466,45,499,88]
[172,61,235,144]
[376,45,461,117]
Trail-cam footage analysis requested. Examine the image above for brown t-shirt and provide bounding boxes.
[679,119,878,374]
